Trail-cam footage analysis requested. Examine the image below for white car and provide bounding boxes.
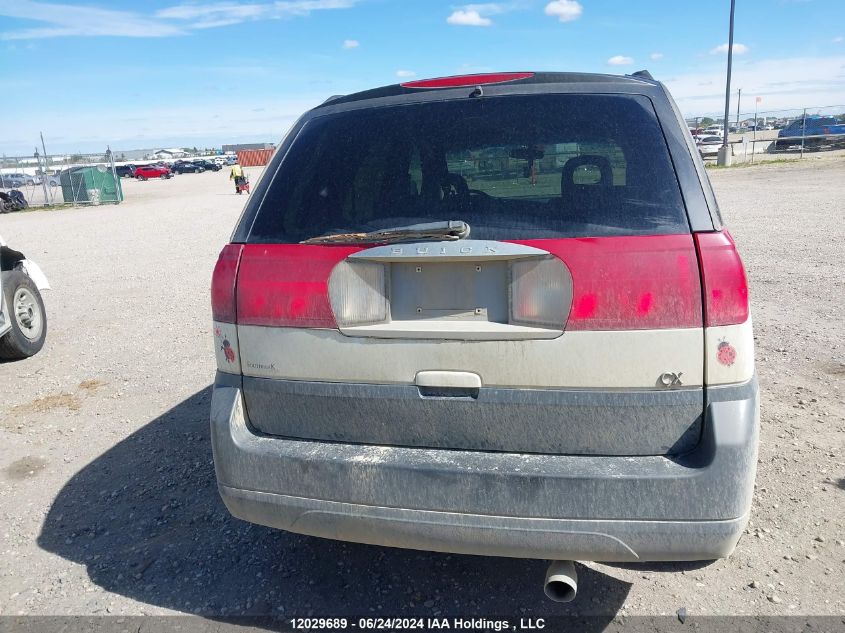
[702,127,724,137]
[697,135,723,158]
[0,235,50,359]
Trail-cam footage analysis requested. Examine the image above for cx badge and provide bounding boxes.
[659,372,684,388]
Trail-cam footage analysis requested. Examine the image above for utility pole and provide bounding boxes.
[718,0,736,166]
[751,96,759,164]
[40,132,52,205]
[736,88,742,129]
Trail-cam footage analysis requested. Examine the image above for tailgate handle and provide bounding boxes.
[416,371,481,389]
[415,371,481,399]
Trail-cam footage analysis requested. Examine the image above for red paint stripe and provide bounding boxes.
[401,72,534,89]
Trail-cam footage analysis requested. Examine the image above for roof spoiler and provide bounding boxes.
[629,70,654,81]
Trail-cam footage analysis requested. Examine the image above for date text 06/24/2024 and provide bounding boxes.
[289,617,547,630]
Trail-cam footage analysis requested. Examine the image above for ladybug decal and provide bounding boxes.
[221,338,236,363]
[717,340,737,367]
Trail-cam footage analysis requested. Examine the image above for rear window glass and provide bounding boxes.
[247,94,688,242]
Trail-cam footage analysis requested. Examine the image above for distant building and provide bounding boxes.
[222,143,275,153]
[150,148,188,159]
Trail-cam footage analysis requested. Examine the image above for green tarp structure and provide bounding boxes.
[59,165,123,204]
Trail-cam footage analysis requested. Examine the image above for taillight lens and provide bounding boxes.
[211,244,243,323]
[328,261,389,327]
[236,244,357,328]
[695,230,749,326]
[516,235,703,330]
[509,257,572,328]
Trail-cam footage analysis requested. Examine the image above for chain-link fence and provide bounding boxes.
[686,104,845,164]
[1,148,124,208]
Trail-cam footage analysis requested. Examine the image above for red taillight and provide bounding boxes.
[401,72,534,89]
[694,230,749,326]
[236,244,359,328]
[235,236,707,331]
[211,244,243,323]
[514,234,703,330]
[230,234,721,332]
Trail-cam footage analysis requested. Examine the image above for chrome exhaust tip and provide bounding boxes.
[544,560,578,603]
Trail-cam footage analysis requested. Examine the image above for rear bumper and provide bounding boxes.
[210,373,758,561]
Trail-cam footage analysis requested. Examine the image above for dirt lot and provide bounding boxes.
[0,159,843,620]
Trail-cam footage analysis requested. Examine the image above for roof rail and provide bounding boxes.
[629,70,654,81]
[322,94,345,105]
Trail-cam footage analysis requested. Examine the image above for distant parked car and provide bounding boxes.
[192,159,221,172]
[774,116,845,151]
[135,165,172,180]
[43,171,64,187]
[171,161,205,174]
[114,164,137,178]
[696,135,723,158]
[702,126,724,137]
[0,173,37,188]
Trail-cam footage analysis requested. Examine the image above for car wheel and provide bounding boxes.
[26,180,34,186]
[198,168,205,173]
[0,269,47,360]
[160,174,168,179]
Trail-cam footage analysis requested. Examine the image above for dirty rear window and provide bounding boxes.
[248,94,689,242]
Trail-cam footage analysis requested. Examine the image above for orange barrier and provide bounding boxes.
[236,149,274,167]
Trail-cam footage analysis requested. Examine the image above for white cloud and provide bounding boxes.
[833,36,844,43]
[158,0,357,28]
[710,43,750,55]
[0,0,184,39]
[607,55,634,66]
[544,0,582,22]
[447,9,492,26]
[446,3,516,26]
[156,3,266,21]
[0,0,357,39]
[664,55,845,116]
[650,52,664,60]
[342,39,359,49]
[396,70,416,78]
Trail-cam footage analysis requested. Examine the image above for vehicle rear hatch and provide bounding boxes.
[216,86,709,456]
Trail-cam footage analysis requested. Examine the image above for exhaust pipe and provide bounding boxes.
[543,560,578,603]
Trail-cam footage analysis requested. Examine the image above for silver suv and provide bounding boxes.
[209,71,757,601]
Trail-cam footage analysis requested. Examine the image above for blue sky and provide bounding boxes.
[1,0,843,154]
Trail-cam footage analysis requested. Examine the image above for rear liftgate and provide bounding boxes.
[229,234,712,457]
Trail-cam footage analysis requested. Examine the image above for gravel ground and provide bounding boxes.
[0,159,843,620]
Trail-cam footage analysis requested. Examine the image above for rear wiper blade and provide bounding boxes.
[300,220,470,245]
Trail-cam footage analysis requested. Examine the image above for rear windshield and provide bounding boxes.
[248,94,689,242]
